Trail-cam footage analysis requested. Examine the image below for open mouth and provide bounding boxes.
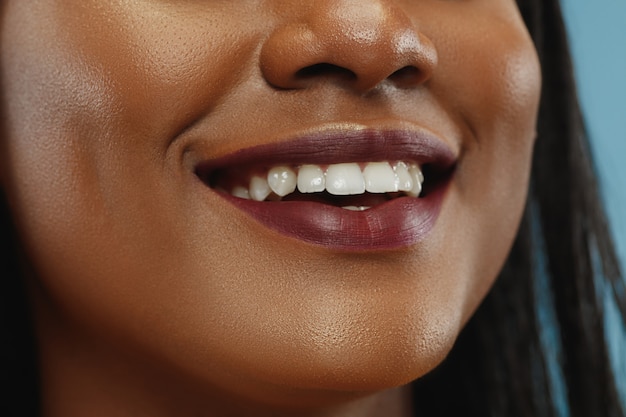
[193,128,456,250]
[200,160,433,211]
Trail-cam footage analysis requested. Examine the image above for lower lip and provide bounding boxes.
[214,184,449,251]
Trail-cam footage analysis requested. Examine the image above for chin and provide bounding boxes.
[192,307,462,408]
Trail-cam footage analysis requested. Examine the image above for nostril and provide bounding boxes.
[388,66,425,88]
[294,63,424,91]
[259,5,438,92]
[295,63,357,84]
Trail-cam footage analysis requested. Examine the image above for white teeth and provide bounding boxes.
[325,163,366,195]
[407,164,423,197]
[393,162,414,192]
[342,206,371,211]
[267,166,297,197]
[363,162,398,193]
[249,175,272,201]
[416,166,424,184]
[232,185,250,200]
[230,161,425,202]
[297,164,326,193]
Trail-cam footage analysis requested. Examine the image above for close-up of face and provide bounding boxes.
[0,0,541,413]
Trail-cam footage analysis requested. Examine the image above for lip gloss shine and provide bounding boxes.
[195,128,456,251]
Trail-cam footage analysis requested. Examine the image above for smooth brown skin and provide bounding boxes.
[1,0,541,416]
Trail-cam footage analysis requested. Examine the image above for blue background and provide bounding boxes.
[561,1,626,272]
[561,0,626,408]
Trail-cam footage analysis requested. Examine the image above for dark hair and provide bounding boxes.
[412,0,626,416]
[1,0,624,416]
[0,196,39,416]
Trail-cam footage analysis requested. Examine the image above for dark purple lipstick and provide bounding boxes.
[195,128,456,251]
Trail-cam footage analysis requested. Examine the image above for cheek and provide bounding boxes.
[445,14,542,148]
[0,0,259,376]
[439,20,541,320]
[459,25,541,243]
[0,0,261,267]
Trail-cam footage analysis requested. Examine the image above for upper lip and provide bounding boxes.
[190,124,457,250]
[194,125,458,180]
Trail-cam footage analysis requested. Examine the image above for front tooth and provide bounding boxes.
[415,165,424,184]
[267,166,297,197]
[249,175,272,201]
[394,162,414,192]
[325,163,365,195]
[363,162,398,193]
[406,164,423,197]
[232,186,250,199]
[297,164,325,193]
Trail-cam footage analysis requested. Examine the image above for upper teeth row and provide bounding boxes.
[228,161,424,202]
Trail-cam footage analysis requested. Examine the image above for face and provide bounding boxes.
[1,0,540,410]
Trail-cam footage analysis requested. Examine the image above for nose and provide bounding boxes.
[259,0,437,93]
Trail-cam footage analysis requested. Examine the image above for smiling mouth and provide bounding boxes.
[194,128,456,250]
[203,160,426,211]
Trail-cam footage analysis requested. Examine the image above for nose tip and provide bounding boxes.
[259,1,438,93]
